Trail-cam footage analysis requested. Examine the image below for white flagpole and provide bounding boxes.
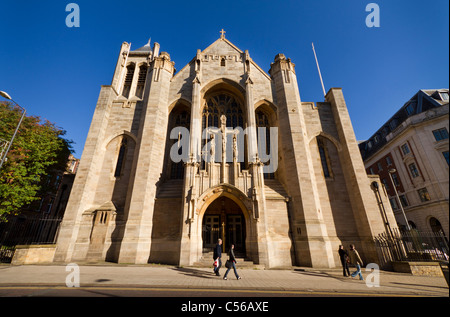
[312,42,326,97]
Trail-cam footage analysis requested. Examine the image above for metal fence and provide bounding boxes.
[0,216,62,263]
[374,228,449,269]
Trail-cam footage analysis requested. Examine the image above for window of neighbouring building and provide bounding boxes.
[429,217,445,235]
[408,163,420,178]
[386,156,392,166]
[405,103,415,116]
[377,162,383,172]
[439,92,449,101]
[382,178,390,191]
[399,195,409,207]
[443,151,449,166]
[417,187,431,202]
[433,128,449,141]
[374,135,380,143]
[391,173,400,187]
[389,119,398,131]
[401,143,410,155]
[389,197,398,210]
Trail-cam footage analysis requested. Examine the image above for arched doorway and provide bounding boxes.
[202,197,246,255]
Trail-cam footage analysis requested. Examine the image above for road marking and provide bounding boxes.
[0,286,431,297]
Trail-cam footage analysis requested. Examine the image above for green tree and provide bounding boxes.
[0,101,73,220]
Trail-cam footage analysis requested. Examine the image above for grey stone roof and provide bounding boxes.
[359,89,449,160]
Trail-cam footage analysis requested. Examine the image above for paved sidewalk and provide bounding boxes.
[0,264,448,297]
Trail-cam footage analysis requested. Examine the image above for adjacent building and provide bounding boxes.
[359,89,449,238]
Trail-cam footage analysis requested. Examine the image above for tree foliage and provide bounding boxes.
[0,102,73,220]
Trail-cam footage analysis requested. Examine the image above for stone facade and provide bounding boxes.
[54,33,396,268]
[360,90,449,238]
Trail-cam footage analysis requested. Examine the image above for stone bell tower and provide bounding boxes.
[269,54,335,267]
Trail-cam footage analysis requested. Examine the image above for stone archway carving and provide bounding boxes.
[196,184,254,221]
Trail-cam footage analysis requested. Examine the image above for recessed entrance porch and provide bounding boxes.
[202,197,246,256]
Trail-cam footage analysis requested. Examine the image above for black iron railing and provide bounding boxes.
[0,216,62,263]
[374,228,449,269]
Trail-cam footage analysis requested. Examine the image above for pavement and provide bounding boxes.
[0,263,448,297]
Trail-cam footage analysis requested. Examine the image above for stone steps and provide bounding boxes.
[190,252,265,269]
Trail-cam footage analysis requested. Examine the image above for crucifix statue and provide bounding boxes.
[220,115,227,182]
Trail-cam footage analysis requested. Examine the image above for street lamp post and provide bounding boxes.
[0,91,26,170]
[371,180,394,238]
[388,168,411,231]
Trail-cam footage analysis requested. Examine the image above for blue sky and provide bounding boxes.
[0,0,448,157]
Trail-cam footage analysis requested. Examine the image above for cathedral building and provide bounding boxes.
[54,31,396,268]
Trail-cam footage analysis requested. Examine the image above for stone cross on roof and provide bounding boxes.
[220,29,226,39]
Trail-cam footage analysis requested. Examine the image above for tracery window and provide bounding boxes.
[201,94,245,170]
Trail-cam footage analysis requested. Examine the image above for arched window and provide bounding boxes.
[203,94,243,130]
[317,137,332,178]
[430,217,444,234]
[114,137,128,177]
[220,57,226,67]
[135,64,148,98]
[170,110,190,179]
[122,64,135,98]
[256,109,274,179]
[201,93,244,170]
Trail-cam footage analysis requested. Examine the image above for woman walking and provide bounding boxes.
[223,244,241,280]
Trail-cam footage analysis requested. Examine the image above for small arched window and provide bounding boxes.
[114,137,128,177]
[317,138,332,178]
[220,57,226,67]
[122,64,135,98]
[136,64,148,98]
[430,217,444,234]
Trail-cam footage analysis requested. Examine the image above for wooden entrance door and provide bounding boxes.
[202,215,220,251]
[226,215,245,254]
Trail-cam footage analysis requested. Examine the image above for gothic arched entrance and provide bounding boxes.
[202,197,246,256]
[178,184,259,267]
[202,197,246,255]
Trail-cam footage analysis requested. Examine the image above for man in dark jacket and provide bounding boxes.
[213,239,223,276]
[338,245,350,277]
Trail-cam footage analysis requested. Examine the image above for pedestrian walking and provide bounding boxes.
[223,244,241,280]
[213,239,222,276]
[338,245,350,277]
[348,244,364,280]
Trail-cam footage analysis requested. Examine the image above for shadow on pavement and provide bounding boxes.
[172,267,216,279]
